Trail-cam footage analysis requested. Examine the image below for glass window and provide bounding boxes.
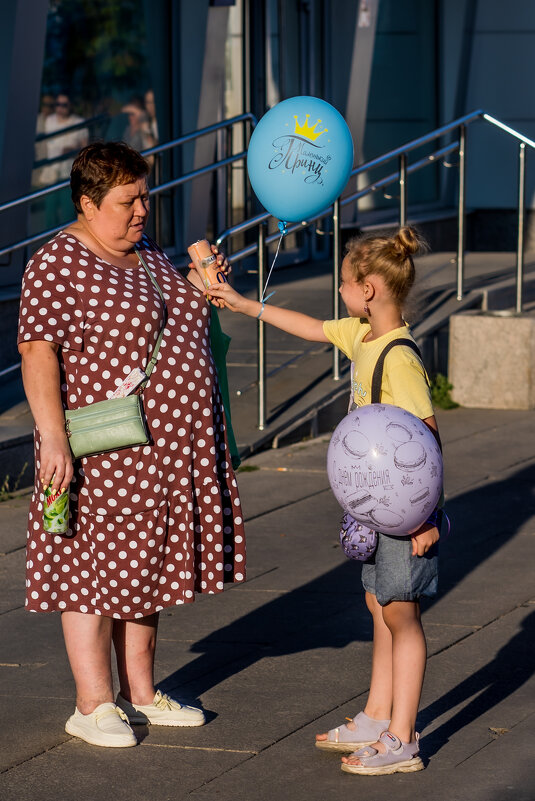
[32,0,157,232]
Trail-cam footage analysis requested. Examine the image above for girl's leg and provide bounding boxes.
[342,599,426,765]
[61,611,114,714]
[112,613,159,705]
[363,591,393,721]
[316,590,392,743]
[382,599,426,743]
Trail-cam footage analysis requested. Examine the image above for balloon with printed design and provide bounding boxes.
[327,404,443,537]
[247,96,354,223]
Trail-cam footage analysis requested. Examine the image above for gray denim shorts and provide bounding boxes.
[361,532,439,606]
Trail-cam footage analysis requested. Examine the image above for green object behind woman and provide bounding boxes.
[210,307,241,470]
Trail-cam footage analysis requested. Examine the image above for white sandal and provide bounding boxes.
[341,730,424,774]
[315,711,390,753]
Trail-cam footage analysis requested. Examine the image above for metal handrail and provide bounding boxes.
[215,109,534,428]
[0,151,254,260]
[3,109,533,431]
[0,113,257,217]
[0,112,258,261]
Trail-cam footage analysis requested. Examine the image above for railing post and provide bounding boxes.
[516,141,526,313]
[154,154,162,245]
[456,124,466,301]
[332,197,341,380]
[257,222,267,430]
[244,118,251,220]
[399,152,407,226]
[226,125,233,231]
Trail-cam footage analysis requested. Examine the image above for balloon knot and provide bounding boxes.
[278,221,288,235]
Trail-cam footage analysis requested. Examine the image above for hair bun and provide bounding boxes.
[393,226,426,258]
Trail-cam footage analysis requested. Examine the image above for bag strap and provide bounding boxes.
[134,246,168,386]
[371,337,422,404]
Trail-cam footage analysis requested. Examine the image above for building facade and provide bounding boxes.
[1,0,534,295]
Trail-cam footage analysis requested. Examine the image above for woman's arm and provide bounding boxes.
[18,340,73,494]
[206,282,329,343]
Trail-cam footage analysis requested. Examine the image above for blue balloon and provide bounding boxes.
[247,96,354,224]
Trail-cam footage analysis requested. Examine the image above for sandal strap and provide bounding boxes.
[327,711,390,744]
[379,731,402,751]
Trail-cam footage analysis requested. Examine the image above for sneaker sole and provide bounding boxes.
[128,716,206,727]
[65,719,137,748]
[315,739,377,753]
[341,756,424,775]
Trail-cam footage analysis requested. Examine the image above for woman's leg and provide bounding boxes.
[61,611,114,714]
[363,591,393,722]
[113,613,159,705]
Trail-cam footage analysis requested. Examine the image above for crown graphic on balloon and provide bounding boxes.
[293,114,328,141]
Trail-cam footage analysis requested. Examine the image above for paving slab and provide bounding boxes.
[0,406,534,800]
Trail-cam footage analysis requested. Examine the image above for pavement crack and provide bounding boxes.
[244,487,331,523]
[141,743,256,754]
[0,738,70,775]
[426,598,533,661]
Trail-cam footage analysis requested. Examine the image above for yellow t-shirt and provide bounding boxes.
[323,317,434,420]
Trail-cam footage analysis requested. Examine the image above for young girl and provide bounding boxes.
[206,227,441,776]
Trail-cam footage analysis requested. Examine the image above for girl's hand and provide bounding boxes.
[410,522,439,557]
[205,282,256,315]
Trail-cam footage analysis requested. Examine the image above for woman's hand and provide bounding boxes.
[39,432,74,494]
[186,244,231,307]
[410,521,439,556]
[19,340,74,495]
[211,244,231,278]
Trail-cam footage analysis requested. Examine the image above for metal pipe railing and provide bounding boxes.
[399,153,407,227]
[0,113,256,220]
[3,109,534,429]
[456,125,466,301]
[516,142,526,313]
[257,223,267,429]
[332,197,341,381]
[0,113,258,260]
[215,109,535,429]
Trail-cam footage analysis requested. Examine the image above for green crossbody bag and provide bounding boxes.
[64,249,167,459]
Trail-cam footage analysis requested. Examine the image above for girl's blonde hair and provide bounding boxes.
[345,226,428,308]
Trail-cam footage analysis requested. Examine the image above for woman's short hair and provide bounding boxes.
[71,141,149,213]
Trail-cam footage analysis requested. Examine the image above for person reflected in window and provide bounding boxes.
[43,94,89,183]
[33,94,55,188]
[144,89,159,145]
[42,93,89,227]
[121,97,156,153]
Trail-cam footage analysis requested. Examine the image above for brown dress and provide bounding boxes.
[18,232,245,619]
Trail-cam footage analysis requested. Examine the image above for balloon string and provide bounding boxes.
[261,231,284,303]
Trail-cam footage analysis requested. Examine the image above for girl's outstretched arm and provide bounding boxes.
[206,282,329,342]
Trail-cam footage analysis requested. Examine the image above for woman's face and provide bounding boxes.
[339,256,367,317]
[85,178,150,251]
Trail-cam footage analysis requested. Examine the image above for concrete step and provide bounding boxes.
[2,251,534,489]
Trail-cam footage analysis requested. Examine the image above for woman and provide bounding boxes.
[18,141,245,748]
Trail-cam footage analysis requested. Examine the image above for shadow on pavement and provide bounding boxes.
[419,609,535,756]
[159,462,535,734]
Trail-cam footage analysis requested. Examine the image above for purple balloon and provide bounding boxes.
[327,404,443,536]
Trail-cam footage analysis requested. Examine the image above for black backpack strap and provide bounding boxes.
[371,338,422,404]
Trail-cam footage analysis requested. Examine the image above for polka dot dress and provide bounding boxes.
[18,233,245,619]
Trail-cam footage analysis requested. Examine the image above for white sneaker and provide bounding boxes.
[65,702,137,748]
[116,690,206,727]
